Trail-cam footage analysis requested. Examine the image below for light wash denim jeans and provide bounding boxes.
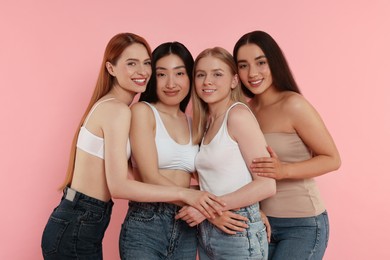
[268,211,329,260]
[198,203,268,260]
[119,202,197,260]
[41,187,113,260]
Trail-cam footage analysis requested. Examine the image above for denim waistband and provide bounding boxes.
[232,203,261,223]
[129,202,180,214]
[63,187,113,214]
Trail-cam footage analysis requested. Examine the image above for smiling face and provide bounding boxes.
[194,55,238,105]
[236,44,273,95]
[155,54,190,106]
[106,43,152,93]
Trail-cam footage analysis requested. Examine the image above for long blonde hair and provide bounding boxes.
[59,33,152,190]
[192,47,246,144]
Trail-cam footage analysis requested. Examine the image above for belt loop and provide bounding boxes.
[65,187,77,202]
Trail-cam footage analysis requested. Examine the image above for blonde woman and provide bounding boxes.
[177,47,276,259]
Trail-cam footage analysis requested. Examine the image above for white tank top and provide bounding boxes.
[132,102,198,173]
[195,102,253,196]
[76,98,131,160]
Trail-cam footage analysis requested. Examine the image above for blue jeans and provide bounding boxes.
[119,202,197,260]
[41,187,113,260]
[268,211,329,260]
[198,203,268,260]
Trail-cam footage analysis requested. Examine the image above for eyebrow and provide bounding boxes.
[237,55,266,63]
[156,65,186,70]
[125,58,151,62]
[195,68,224,73]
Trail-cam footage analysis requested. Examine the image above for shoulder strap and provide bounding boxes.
[83,98,115,126]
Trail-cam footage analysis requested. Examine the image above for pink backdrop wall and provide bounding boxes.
[1,0,389,259]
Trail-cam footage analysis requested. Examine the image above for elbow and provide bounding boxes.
[332,154,342,172]
[269,181,277,197]
[108,186,121,199]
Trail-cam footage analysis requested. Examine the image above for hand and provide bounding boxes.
[250,146,285,180]
[175,206,207,226]
[260,210,271,243]
[209,210,249,235]
[180,190,225,219]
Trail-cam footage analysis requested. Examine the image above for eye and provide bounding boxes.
[258,60,267,66]
[177,71,187,76]
[127,62,136,66]
[156,72,166,77]
[214,72,223,77]
[238,63,247,69]
[144,61,152,66]
[196,72,205,78]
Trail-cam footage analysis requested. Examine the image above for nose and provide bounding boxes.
[137,64,149,76]
[248,65,258,78]
[203,74,212,86]
[166,74,176,89]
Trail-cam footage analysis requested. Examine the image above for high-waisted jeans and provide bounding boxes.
[268,211,329,260]
[198,203,268,260]
[41,187,113,260]
[119,202,197,260]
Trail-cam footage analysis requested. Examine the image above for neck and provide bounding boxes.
[154,102,182,117]
[252,85,281,108]
[208,99,233,120]
[108,85,136,105]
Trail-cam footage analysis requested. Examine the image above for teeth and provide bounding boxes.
[203,89,215,93]
[133,79,145,83]
[250,79,262,84]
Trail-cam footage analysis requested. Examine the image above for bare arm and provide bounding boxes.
[251,94,341,180]
[217,105,275,210]
[102,102,224,216]
[130,102,179,186]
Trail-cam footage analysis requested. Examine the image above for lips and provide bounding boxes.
[202,89,216,93]
[249,79,263,87]
[164,90,180,96]
[132,78,147,86]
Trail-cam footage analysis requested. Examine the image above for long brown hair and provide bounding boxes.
[59,33,152,190]
[192,47,246,144]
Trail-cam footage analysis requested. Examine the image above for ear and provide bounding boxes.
[231,74,239,89]
[106,61,115,76]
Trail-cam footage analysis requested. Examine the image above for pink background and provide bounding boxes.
[1,0,389,259]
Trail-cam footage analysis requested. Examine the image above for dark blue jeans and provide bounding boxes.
[41,187,113,259]
[268,211,329,260]
[119,202,197,260]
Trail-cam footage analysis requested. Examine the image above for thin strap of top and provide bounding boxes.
[142,101,192,142]
[224,102,255,123]
[83,98,115,126]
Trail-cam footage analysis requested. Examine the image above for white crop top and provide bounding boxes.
[195,102,254,196]
[132,102,198,173]
[76,98,131,160]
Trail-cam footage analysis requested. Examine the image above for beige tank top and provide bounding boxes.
[261,133,326,218]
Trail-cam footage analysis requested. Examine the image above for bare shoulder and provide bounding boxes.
[281,91,315,116]
[228,103,257,126]
[98,99,131,124]
[130,101,153,115]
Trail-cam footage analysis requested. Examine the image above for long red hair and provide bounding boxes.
[59,33,152,190]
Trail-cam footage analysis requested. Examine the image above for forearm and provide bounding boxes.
[220,179,276,211]
[284,154,341,179]
[110,180,186,203]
